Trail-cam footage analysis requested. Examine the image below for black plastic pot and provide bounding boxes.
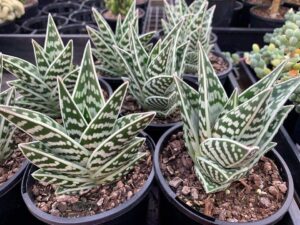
[21,133,155,225]
[0,22,20,34]
[231,1,244,27]
[100,76,124,91]
[208,0,235,27]
[38,0,55,9]
[210,32,218,45]
[154,124,294,225]
[42,2,81,17]
[250,5,287,28]
[21,15,68,34]
[284,1,300,10]
[69,9,95,25]
[183,51,233,85]
[136,0,149,11]
[0,160,42,225]
[101,8,145,33]
[81,0,105,10]
[99,77,113,98]
[59,24,96,34]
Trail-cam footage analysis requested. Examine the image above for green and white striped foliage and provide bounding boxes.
[0,43,155,195]
[114,23,189,117]
[0,54,17,164]
[174,41,300,193]
[2,14,78,118]
[162,0,214,52]
[87,1,155,77]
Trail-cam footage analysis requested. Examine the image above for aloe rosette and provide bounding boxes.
[87,1,155,77]
[0,54,17,163]
[0,43,155,194]
[2,14,78,118]
[174,42,300,193]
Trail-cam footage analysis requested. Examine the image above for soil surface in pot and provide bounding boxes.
[246,0,272,5]
[0,130,31,186]
[209,53,229,75]
[160,131,288,222]
[122,95,181,125]
[252,6,288,20]
[32,146,152,218]
[103,8,144,20]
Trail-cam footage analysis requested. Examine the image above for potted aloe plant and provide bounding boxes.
[162,0,232,84]
[102,0,145,31]
[0,42,156,225]
[88,3,155,90]
[2,14,112,118]
[250,0,289,27]
[154,42,298,224]
[0,54,34,224]
[114,21,190,141]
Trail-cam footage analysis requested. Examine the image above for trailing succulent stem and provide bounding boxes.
[105,0,133,16]
[2,14,78,118]
[114,21,189,117]
[88,1,155,77]
[0,0,24,24]
[0,54,17,164]
[175,41,300,193]
[0,43,155,195]
[270,0,281,18]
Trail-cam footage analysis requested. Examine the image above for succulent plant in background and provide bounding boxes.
[87,2,155,77]
[0,54,17,164]
[0,43,155,195]
[2,14,78,118]
[114,22,189,117]
[105,0,133,16]
[245,9,300,112]
[0,0,24,24]
[174,41,300,193]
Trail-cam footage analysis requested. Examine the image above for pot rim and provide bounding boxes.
[250,5,288,23]
[21,15,68,32]
[154,124,294,225]
[42,2,82,16]
[21,132,155,225]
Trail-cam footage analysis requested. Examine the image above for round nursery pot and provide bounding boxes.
[183,51,233,85]
[250,5,288,28]
[208,0,235,27]
[69,9,95,25]
[100,76,125,91]
[101,8,145,33]
[81,0,105,10]
[154,124,294,225]
[231,1,244,27]
[21,15,68,34]
[21,133,155,225]
[38,0,55,9]
[99,77,113,98]
[0,21,20,34]
[136,0,149,11]
[58,24,97,34]
[42,2,81,17]
[210,32,218,45]
[0,160,42,225]
[284,1,300,9]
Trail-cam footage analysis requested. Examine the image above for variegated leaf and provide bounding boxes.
[218,88,239,118]
[32,40,49,76]
[79,82,128,151]
[87,112,155,170]
[143,75,173,96]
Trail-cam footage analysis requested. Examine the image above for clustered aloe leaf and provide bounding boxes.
[162,0,214,52]
[114,21,189,117]
[174,42,300,193]
[2,15,78,118]
[88,1,155,77]
[0,54,17,164]
[0,43,155,195]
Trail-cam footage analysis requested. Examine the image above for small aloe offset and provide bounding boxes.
[87,1,155,77]
[2,14,78,118]
[114,22,189,116]
[174,42,300,193]
[0,43,155,194]
[162,0,214,52]
[0,54,17,163]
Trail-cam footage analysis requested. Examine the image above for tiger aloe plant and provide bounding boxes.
[2,14,78,118]
[114,22,189,116]
[0,54,17,164]
[87,1,155,77]
[0,43,155,195]
[162,0,215,52]
[174,42,300,193]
